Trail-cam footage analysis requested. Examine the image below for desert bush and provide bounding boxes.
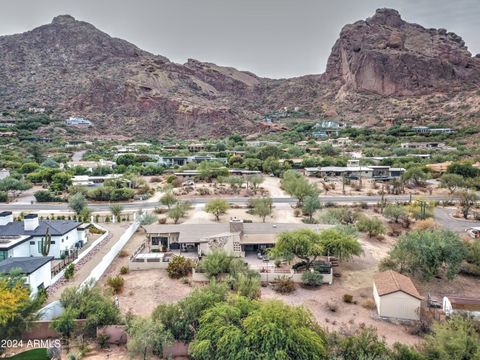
[197,187,211,195]
[158,217,167,224]
[293,208,302,217]
[120,266,129,275]
[343,294,354,303]
[361,298,376,310]
[107,275,125,294]
[413,218,438,231]
[302,270,323,287]
[272,276,295,294]
[167,256,193,279]
[97,333,110,349]
[64,264,75,280]
[118,250,129,258]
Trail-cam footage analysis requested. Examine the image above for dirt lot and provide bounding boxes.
[98,231,195,316]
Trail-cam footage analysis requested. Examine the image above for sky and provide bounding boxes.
[1,0,480,78]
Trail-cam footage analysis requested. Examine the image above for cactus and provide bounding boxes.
[40,228,51,256]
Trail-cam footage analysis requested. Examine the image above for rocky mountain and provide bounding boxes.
[1,9,479,138]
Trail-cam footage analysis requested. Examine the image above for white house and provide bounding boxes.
[0,168,10,180]
[0,212,87,260]
[373,270,423,321]
[0,256,54,296]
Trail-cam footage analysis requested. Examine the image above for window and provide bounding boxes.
[30,241,35,245]
[0,251,7,261]
[51,241,55,244]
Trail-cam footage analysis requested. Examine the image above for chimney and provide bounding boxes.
[229,218,244,234]
[0,211,13,226]
[24,214,39,231]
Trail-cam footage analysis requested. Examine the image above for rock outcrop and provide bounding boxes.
[324,8,480,96]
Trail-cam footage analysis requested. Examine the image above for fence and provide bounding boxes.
[49,227,110,285]
[51,249,79,276]
[40,219,141,320]
[80,219,141,288]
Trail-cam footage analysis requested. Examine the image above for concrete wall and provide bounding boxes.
[192,268,333,284]
[129,259,169,270]
[22,319,87,340]
[377,291,421,320]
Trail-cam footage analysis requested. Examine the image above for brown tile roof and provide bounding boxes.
[374,270,422,300]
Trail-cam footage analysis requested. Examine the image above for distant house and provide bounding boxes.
[65,117,93,126]
[0,131,17,138]
[173,169,260,178]
[0,212,87,259]
[312,120,345,138]
[0,256,53,296]
[400,142,456,152]
[373,270,422,320]
[71,174,122,187]
[245,141,281,148]
[412,126,455,135]
[145,155,227,168]
[305,160,405,180]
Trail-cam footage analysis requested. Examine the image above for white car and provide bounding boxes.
[465,227,480,239]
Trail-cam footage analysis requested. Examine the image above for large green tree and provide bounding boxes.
[382,230,466,280]
[189,297,327,360]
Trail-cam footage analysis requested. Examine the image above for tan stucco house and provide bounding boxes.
[373,270,422,320]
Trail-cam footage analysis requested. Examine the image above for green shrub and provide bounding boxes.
[167,256,193,279]
[0,191,8,202]
[107,275,125,294]
[302,270,323,287]
[343,294,354,303]
[120,266,129,275]
[64,264,75,280]
[272,276,295,294]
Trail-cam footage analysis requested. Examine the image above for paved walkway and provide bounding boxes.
[46,223,131,303]
[434,207,480,233]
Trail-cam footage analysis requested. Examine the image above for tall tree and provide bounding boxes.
[205,199,229,221]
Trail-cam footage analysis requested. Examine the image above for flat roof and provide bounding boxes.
[144,223,332,244]
[0,235,33,250]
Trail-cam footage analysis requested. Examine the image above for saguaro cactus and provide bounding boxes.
[40,228,51,256]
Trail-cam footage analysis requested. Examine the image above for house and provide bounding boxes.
[187,143,205,152]
[0,212,87,259]
[412,126,455,135]
[72,174,123,187]
[145,155,227,168]
[67,159,116,171]
[173,169,261,178]
[400,142,456,151]
[0,256,53,296]
[245,141,281,148]
[0,131,17,138]
[373,270,422,320]
[312,120,345,138]
[0,168,10,180]
[143,220,331,257]
[443,296,480,319]
[305,160,405,180]
[65,117,93,126]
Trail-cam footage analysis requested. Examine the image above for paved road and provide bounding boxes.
[434,207,480,233]
[0,194,453,212]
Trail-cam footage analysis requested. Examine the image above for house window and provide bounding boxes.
[62,239,64,243]
[51,241,56,244]
[30,241,35,245]
[0,251,7,261]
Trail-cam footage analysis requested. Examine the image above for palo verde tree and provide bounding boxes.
[205,199,229,221]
[271,228,324,269]
[250,197,273,222]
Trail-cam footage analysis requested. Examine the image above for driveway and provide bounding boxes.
[434,207,480,233]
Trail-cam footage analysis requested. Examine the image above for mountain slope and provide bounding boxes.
[0,10,479,138]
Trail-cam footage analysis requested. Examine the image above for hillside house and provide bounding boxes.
[305,160,405,180]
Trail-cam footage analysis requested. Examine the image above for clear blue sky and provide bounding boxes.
[1,0,479,78]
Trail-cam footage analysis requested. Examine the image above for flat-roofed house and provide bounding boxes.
[0,256,54,295]
[373,270,423,320]
[143,220,331,257]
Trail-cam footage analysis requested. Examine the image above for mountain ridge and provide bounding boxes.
[1,9,479,138]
